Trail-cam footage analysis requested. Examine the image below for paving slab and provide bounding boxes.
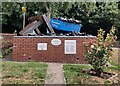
[45,63,66,85]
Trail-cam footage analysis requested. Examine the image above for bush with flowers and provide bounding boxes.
[84,26,117,76]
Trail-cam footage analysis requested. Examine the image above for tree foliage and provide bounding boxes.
[1,2,119,39]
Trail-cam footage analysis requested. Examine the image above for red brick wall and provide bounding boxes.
[13,36,96,64]
[1,33,16,42]
[1,33,16,49]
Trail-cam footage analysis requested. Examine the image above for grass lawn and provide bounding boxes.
[2,62,48,84]
[63,63,119,84]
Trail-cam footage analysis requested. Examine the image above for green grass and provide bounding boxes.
[108,60,120,71]
[2,62,48,84]
[109,60,118,66]
[63,64,92,84]
[63,64,119,84]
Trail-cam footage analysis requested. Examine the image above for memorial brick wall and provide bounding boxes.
[13,36,96,64]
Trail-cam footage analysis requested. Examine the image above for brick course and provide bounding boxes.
[13,36,96,64]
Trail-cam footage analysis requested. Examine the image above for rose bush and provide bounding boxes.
[84,26,117,75]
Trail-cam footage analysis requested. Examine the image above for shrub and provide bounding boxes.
[1,41,13,58]
[2,47,13,58]
[84,26,117,75]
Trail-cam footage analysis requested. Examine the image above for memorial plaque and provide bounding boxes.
[37,43,47,50]
[51,39,61,46]
[64,40,76,54]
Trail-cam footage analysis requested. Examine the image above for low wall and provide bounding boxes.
[1,33,16,42]
[1,33,16,49]
[13,36,96,64]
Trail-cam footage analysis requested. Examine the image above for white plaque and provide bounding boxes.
[51,39,61,46]
[64,40,76,54]
[37,43,47,50]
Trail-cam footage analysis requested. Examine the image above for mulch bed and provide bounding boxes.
[82,69,117,79]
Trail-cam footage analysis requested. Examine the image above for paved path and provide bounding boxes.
[45,63,66,85]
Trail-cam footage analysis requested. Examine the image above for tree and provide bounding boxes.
[1,2,119,40]
[2,2,46,33]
